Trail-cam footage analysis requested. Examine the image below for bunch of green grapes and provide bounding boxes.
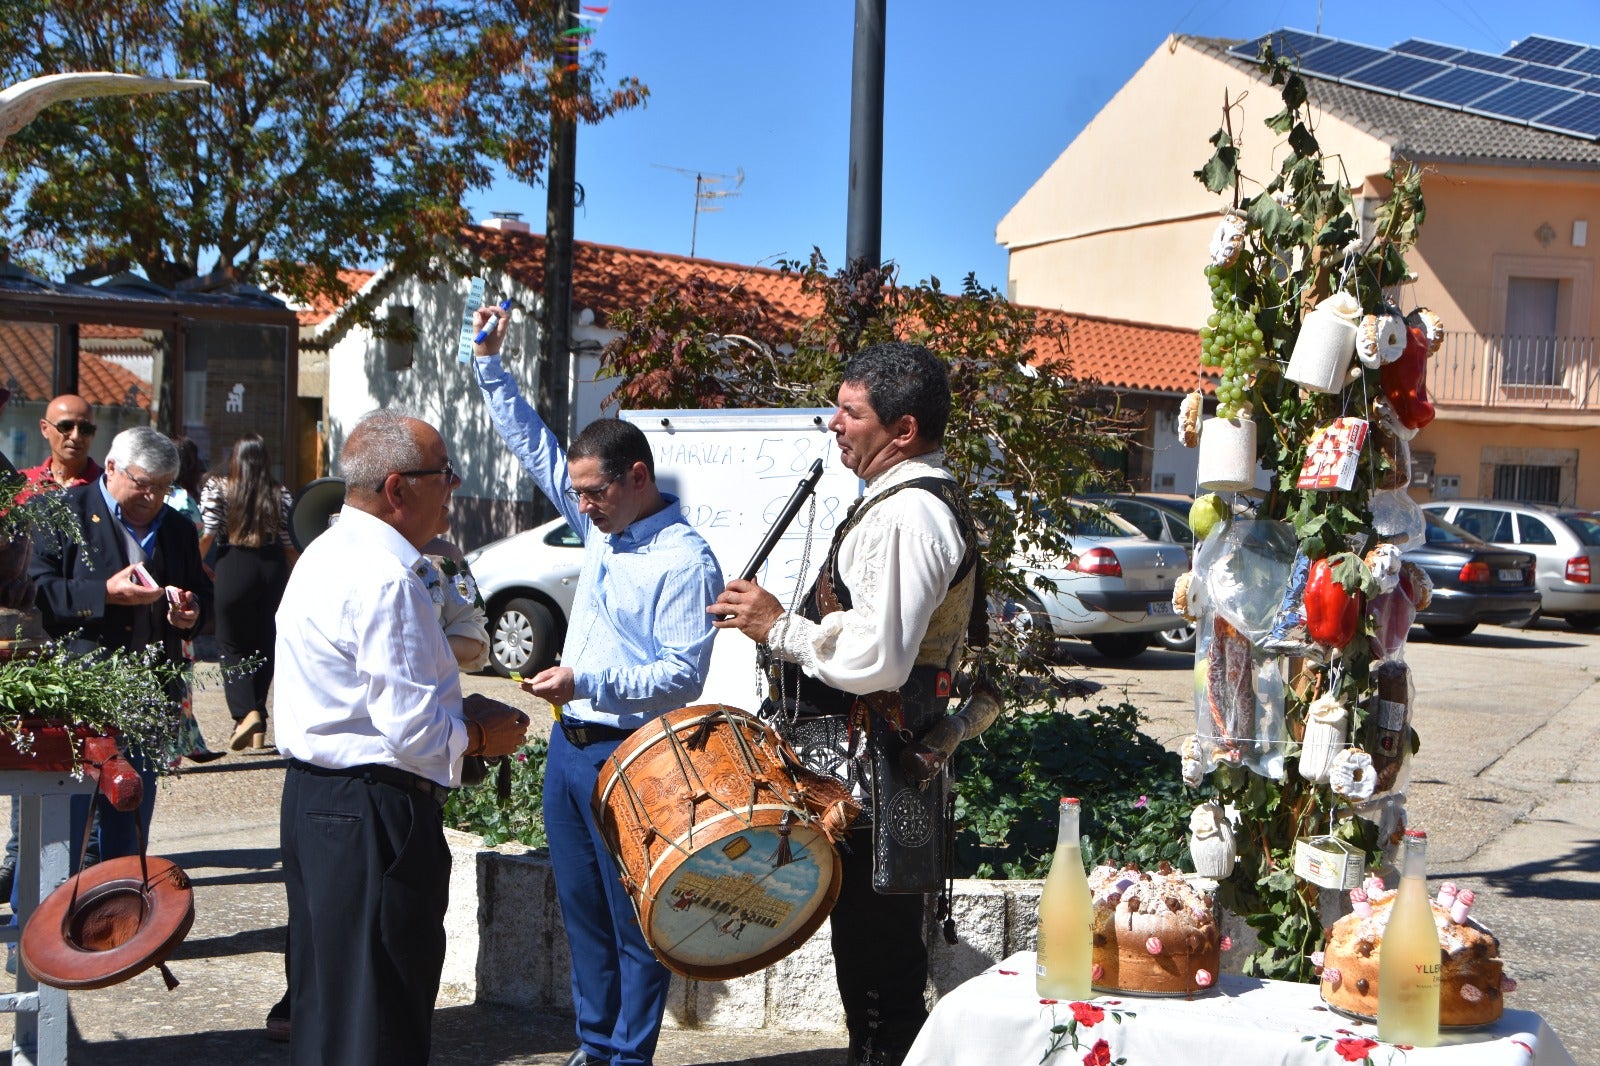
[1199,264,1265,419]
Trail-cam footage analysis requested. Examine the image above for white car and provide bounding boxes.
[463,516,584,676]
[992,500,1189,661]
[1421,500,1600,631]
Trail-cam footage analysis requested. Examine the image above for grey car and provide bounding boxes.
[1079,493,1197,652]
[1421,501,1600,631]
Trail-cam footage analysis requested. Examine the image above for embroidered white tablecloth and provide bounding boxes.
[903,952,1575,1066]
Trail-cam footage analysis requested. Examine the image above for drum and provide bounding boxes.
[593,704,859,981]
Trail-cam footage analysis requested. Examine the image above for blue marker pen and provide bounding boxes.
[473,298,514,345]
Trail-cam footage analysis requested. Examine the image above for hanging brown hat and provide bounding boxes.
[20,855,194,990]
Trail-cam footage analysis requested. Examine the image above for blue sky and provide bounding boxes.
[465,0,1600,294]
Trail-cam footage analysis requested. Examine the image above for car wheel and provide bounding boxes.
[489,597,556,677]
[1088,633,1151,661]
[1422,622,1477,640]
[990,591,1057,658]
[1154,621,1196,653]
[1566,613,1600,632]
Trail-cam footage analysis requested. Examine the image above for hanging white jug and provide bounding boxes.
[1196,415,1256,492]
[1286,293,1361,393]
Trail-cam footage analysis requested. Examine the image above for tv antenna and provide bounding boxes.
[652,164,743,258]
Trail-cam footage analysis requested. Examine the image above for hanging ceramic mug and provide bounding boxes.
[1196,416,1256,492]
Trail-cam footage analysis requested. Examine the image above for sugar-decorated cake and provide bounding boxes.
[1088,862,1222,995]
[1318,881,1512,1028]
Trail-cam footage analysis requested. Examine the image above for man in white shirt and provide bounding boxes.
[711,342,982,1066]
[274,410,529,1066]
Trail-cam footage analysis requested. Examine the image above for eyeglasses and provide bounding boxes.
[115,466,173,497]
[49,419,97,437]
[381,458,460,491]
[563,473,622,504]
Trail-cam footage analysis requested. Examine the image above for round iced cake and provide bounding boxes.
[1319,888,1510,1028]
[1089,862,1221,995]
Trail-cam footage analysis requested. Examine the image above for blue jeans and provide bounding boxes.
[544,727,671,1066]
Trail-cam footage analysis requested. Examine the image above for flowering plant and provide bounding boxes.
[0,635,189,771]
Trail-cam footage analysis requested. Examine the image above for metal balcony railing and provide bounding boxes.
[1430,331,1599,411]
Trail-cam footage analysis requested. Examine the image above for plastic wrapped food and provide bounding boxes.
[1193,519,1299,644]
[1364,660,1413,795]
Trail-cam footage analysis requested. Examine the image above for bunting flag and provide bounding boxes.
[553,1,609,72]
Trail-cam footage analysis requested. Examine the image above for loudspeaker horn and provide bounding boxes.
[289,477,347,551]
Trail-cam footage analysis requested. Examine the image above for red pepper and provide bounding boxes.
[1304,557,1363,648]
[1380,325,1435,431]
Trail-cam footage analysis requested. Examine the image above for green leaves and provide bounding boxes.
[952,702,1191,878]
[444,739,550,847]
[1194,129,1239,194]
[1244,193,1299,245]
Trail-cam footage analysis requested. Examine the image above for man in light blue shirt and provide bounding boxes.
[472,307,723,1066]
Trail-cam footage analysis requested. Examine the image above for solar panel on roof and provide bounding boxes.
[1298,41,1391,79]
[1406,68,1515,107]
[1346,54,1452,92]
[1575,76,1600,94]
[1455,52,1525,75]
[1228,30,1331,63]
[1563,49,1600,75]
[1392,39,1465,63]
[1516,64,1588,88]
[1532,94,1600,138]
[1469,81,1580,121]
[1504,35,1586,67]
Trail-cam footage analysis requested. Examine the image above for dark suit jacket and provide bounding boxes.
[29,480,211,669]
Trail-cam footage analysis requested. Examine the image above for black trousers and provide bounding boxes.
[281,764,450,1066]
[215,543,289,720]
[829,824,930,1062]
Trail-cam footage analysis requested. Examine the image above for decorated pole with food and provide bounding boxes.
[1170,43,1512,1022]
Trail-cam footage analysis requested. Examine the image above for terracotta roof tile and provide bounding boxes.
[459,226,827,332]
[296,268,378,326]
[1028,308,1205,395]
[0,321,153,409]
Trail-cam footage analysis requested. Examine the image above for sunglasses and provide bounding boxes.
[380,458,460,491]
[49,419,97,437]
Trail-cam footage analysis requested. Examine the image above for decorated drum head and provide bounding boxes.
[645,813,840,980]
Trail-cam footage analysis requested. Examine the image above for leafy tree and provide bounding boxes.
[0,0,645,311]
[599,251,1143,722]
[1190,49,1428,980]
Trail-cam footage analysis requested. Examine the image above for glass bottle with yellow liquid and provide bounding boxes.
[1036,797,1093,998]
[1378,829,1441,1046]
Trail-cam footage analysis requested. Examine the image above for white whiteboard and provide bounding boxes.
[621,408,861,711]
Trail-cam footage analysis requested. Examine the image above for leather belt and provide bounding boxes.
[287,759,453,807]
[560,721,634,748]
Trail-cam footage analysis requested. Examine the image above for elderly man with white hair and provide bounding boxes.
[28,424,210,861]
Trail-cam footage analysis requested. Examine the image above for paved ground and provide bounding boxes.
[1,620,1595,1063]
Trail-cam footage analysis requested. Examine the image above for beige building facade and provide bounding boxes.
[999,33,1600,509]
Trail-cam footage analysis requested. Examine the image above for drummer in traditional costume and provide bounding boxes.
[470,308,723,1066]
[711,341,982,1066]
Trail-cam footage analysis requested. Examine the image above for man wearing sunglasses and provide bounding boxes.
[19,394,102,501]
[471,306,723,1066]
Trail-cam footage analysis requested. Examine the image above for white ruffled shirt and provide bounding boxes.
[766,452,966,696]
